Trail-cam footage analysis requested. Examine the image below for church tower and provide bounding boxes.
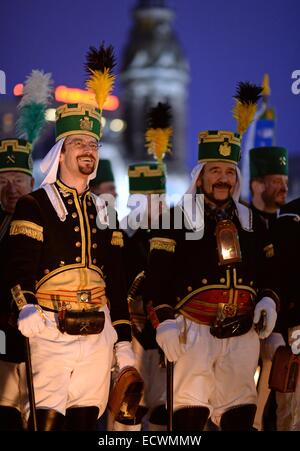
[120,0,189,172]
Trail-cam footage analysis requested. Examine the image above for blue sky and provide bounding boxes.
[1,0,300,167]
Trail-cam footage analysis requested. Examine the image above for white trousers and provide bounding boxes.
[27,305,117,417]
[0,360,27,419]
[132,337,166,410]
[173,316,260,426]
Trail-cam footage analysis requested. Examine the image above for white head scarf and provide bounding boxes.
[39,138,99,187]
[177,161,242,235]
[185,161,242,200]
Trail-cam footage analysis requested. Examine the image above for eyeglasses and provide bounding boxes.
[65,138,98,151]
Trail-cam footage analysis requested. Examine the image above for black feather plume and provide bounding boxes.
[85,42,116,75]
[147,102,172,129]
[234,82,263,105]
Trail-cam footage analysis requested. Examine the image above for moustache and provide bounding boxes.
[213,183,232,190]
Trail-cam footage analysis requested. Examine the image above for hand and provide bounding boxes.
[261,332,285,361]
[18,304,46,338]
[289,327,300,355]
[253,297,277,339]
[115,341,136,370]
[156,319,183,363]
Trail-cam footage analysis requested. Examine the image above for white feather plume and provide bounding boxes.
[18,70,53,108]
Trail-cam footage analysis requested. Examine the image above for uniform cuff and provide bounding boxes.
[147,302,175,328]
[112,321,132,342]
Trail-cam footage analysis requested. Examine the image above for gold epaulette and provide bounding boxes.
[111,231,124,247]
[10,220,43,242]
[150,237,176,253]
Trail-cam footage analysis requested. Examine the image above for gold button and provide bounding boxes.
[187,286,192,292]
[202,278,207,285]
[44,269,50,275]
[74,226,80,232]
[92,228,97,234]
[176,297,181,302]
[238,278,243,283]
[72,212,78,218]
[220,278,225,283]
[75,242,81,248]
[93,258,97,264]
[92,243,97,249]
[76,257,81,263]
[250,281,254,286]
[89,214,94,220]
[59,261,65,266]
[67,199,73,205]
[87,201,92,206]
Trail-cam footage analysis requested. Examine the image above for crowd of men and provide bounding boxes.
[0,67,299,432]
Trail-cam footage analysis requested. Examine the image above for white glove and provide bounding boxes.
[289,328,300,355]
[114,341,136,370]
[261,332,285,361]
[156,319,183,363]
[18,304,46,338]
[253,297,277,339]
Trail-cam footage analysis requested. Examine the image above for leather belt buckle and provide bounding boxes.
[77,290,91,303]
[217,302,237,319]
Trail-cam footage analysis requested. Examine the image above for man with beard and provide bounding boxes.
[0,140,34,430]
[249,146,288,431]
[6,102,135,431]
[146,129,280,430]
[250,146,288,230]
[146,82,280,431]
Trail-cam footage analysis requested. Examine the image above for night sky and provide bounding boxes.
[1,0,300,168]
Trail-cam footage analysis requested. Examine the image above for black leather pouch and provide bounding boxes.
[58,310,105,335]
[210,314,253,339]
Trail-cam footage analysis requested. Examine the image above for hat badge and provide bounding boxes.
[80,116,93,131]
[218,141,231,157]
[279,156,287,166]
[6,154,15,164]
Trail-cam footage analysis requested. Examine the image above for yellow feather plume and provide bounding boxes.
[232,82,263,136]
[86,68,115,112]
[232,101,257,135]
[145,128,172,162]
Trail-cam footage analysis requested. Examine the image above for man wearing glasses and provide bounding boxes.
[7,103,135,431]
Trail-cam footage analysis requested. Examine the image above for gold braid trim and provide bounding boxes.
[150,237,176,253]
[154,304,174,311]
[10,220,43,242]
[112,320,132,327]
[111,231,124,247]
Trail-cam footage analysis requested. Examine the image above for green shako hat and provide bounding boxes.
[128,102,172,195]
[198,130,241,164]
[0,139,33,175]
[250,146,288,179]
[90,159,114,186]
[128,162,166,194]
[198,82,263,165]
[55,103,101,142]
